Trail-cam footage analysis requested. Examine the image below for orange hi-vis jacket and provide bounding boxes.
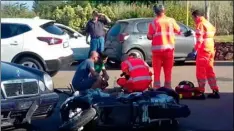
[121,57,152,85]
[194,16,216,53]
[148,15,181,52]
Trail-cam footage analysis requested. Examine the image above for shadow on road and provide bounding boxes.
[21,91,233,131]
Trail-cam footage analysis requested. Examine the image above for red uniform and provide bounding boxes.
[147,15,181,88]
[194,16,218,92]
[117,57,152,93]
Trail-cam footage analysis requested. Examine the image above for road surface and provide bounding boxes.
[8,62,234,131]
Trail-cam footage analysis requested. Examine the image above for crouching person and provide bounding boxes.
[117,53,153,93]
[95,52,109,89]
[72,51,104,92]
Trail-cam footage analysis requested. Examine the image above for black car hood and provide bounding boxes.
[1,62,41,81]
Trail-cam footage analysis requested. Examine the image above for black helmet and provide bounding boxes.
[178,81,195,88]
[153,4,165,14]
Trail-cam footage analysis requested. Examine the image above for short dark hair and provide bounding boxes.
[128,53,137,58]
[192,10,204,17]
[92,10,99,16]
[99,52,108,59]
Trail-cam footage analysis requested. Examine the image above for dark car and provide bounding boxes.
[104,18,196,64]
[1,62,59,128]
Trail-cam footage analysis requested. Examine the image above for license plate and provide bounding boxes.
[18,101,33,110]
[63,42,69,48]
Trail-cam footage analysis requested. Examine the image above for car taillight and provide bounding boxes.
[119,33,129,43]
[37,37,63,45]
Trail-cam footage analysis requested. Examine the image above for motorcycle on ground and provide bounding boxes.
[54,84,96,131]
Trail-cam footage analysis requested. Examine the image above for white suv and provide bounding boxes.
[1,18,74,76]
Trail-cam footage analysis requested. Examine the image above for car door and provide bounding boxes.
[134,20,152,61]
[174,23,195,58]
[1,23,27,62]
[57,25,90,60]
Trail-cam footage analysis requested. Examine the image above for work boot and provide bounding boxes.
[207,90,220,99]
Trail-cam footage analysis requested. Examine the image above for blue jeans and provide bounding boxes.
[89,37,105,56]
[72,77,97,91]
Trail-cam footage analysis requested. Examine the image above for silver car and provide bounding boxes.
[104,18,195,64]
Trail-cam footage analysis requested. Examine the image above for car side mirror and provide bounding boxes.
[184,30,192,37]
[73,33,79,38]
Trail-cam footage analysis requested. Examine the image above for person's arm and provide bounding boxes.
[99,13,111,24]
[147,21,155,40]
[172,18,181,35]
[85,22,90,44]
[194,23,204,51]
[88,60,99,77]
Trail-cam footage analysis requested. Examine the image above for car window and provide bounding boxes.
[58,26,74,38]
[107,22,128,37]
[1,23,31,39]
[41,22,65,35]
[137,22,148,33]
[178,23,188,33]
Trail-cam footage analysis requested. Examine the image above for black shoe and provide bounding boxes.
[207,91,220,99]
[194,93,206,100]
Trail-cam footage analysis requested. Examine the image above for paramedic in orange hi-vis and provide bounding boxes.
[117,53,152,93]
[147,4,182,89]
[192,10,220,99]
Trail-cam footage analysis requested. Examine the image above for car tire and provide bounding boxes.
[128,49,145,60]
[18,57,44,71]
[174,60,185,65]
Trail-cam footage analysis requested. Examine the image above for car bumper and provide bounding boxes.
[45,55,74,72]
[1,93,59,127]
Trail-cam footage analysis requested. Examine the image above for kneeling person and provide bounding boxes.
[72,51,103,91]
[95,52,109,89]
[117,53,153,93]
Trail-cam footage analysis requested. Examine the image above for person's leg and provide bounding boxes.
[206,52,220,98]
[152,52,162,88]
[163,50,174,88]
[97,37,105,54]
[117,78,127,87]
[196,53,208,93]
[89,38,98,57]
[91,76,103,89]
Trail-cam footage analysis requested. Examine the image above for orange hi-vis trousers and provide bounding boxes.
[152,49,174,88]
[196,50,219,92]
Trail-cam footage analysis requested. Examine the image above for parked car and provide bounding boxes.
[55,23,90,61]
[1,61,59,128]
[1,18,74,76]
[104,18,196,64]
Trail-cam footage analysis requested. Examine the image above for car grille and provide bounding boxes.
[1,79,39,98]
[33,105,53,116]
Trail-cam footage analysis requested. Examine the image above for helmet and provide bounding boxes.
[178,81,195,88]
[153,4,165,14]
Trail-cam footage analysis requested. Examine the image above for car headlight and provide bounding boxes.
[43,73,54,91]
[39,80,46,92]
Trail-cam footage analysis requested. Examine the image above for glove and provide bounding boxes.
[188,51,197,58]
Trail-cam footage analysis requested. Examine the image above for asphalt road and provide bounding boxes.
[10,61,234,131]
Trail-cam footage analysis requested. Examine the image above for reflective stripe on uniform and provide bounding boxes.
[209,82,217,87]
[154,81,160,87]
[152,44,174,51]
[129,76,152,82]
[207,77,216,81]
[198,79,206,84]
[124,60,147,71]
[196,30,204,35]
[164,82,171,87]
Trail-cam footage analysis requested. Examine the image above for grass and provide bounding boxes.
[214,35,233,43]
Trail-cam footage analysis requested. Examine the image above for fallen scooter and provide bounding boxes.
[54,84,96,131]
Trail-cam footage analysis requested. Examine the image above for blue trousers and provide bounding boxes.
[89,37,105,56]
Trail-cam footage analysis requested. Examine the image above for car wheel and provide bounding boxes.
[18,57,44,71]
[128,49,145,60]
[174,60,185,65]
